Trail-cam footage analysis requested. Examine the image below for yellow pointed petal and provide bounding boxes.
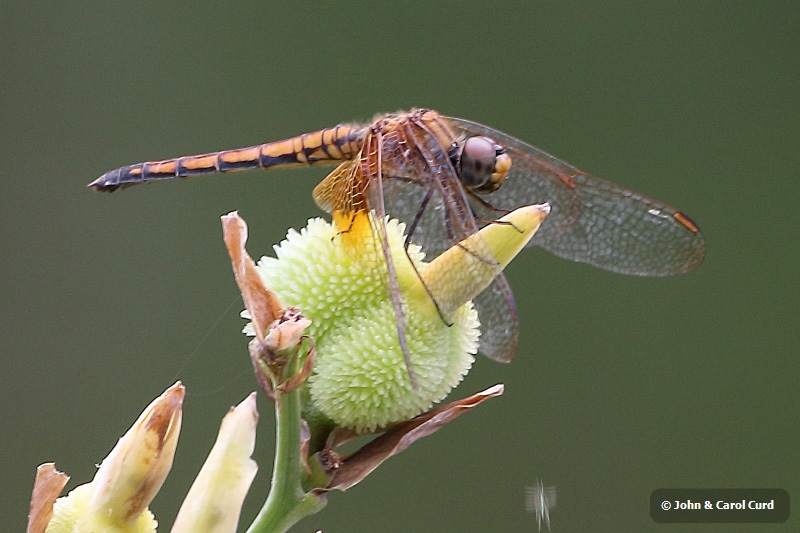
[478,203,551,269]
[47,383,184,533]
[417,203,550,317]
[172,393,259,533]
[88,382,183,527]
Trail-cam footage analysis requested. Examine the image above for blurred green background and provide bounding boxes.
[2,1,796,531]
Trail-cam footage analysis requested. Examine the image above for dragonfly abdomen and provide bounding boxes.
[89,124,364,192]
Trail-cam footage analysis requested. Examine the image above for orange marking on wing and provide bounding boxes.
[219,147,260,164]
[673,212,700,233]
[527,156,576,189]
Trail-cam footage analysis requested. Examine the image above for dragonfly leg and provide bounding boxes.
[403,185,434,251]
[467,189,512,216]
[442,208,502,268]
[466,190,524,233]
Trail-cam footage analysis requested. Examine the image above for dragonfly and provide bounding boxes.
[90,109,705,383]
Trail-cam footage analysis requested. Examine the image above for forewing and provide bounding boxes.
[380,175,448,257]
[398,120,495,257]
[381,120,512,361]
[447,116,706,276]
[313,159,362,214]
[361,131,420,387]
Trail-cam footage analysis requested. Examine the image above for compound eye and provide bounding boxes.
[459,136,496,188]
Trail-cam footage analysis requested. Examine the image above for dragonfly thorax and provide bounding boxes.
[452,136,512,194]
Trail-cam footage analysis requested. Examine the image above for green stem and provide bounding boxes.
[246,355,326,533]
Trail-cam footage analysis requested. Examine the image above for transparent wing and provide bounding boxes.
[447,116,706,276]
[376,121,517,362]
[472,273,518,362]
[360,132,420,387]
[381,177,445,253]
[380,176,519,362]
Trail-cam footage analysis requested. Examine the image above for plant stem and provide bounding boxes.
[246,355,326,533]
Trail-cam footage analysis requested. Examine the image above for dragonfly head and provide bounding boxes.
[453,136,512,194]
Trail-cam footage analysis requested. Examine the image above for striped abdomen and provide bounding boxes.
[88,125,365,192]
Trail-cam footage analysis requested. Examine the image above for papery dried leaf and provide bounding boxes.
[222,211,283,344]
[320,384,504,492]
[264,308,312,354]
[27,463,69,533]
[325,427,361,451]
